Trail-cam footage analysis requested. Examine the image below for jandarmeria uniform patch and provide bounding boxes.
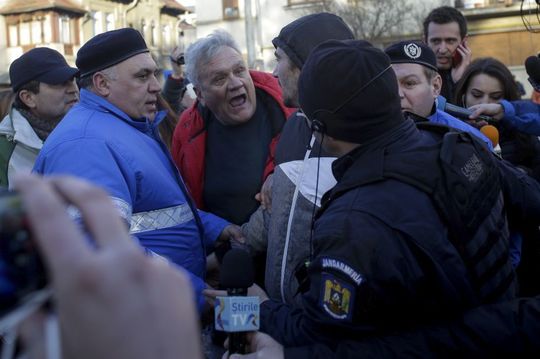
[321,257,363,285]
[320,273,355,321]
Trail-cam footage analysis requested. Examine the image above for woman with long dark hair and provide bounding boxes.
[455,57,540,181]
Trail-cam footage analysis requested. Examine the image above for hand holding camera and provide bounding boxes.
[169,46,185,80]
[1,175,202,359]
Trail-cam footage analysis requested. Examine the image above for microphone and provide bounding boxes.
[525,55,540,92]
[215,249,258,355]
[444,102,494,123]
[480,124,499,148]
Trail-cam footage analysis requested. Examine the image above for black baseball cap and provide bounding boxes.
[9,47,79,92]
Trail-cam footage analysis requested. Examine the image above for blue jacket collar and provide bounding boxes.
[79,89,166,132]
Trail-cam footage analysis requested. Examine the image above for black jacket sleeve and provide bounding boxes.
[161,75,187,114]
[259,205,463,348]
[497,157,540,225]
[283,296,540,359]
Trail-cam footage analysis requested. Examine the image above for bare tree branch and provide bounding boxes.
[296,0,444,45]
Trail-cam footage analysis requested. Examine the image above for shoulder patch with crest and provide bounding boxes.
[319,273,355,321]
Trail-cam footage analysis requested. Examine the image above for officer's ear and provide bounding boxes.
[430,73,442,99]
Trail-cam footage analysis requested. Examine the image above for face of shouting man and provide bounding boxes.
[195,46,257,126]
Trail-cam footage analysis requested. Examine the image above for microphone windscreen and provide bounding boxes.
[525,56,540,83]
[220,249,254,289]
[480,125,499,148]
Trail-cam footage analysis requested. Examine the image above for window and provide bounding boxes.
[31,20,42,44]
[105,13,115,32]
[19,22,31,45]
[223,0,239,20]
[162,24,171,48]
[141,19,148,38]
[92,11,103,35]
[151,20,157,47]
[59,16,71,43]
[8,24,18,46]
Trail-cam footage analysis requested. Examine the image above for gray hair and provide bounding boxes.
[185,29,242,87]
[78,66,118,90]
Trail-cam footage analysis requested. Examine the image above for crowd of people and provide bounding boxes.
[1,5,540,359]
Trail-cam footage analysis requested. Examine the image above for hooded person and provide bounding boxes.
[248,39,517,353]
[241,13,355,306]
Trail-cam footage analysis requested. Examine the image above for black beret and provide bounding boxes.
[77,28,149,78]
[384,41,438,72]
[9,47,78,92]
[299,39,403,145]
[272,12,354,69]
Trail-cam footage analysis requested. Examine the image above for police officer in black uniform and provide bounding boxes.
[257,40,524,351]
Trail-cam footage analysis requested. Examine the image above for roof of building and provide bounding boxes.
[0,0,86,15]
[160,0,188,15]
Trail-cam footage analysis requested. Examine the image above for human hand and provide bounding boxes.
[170,46,185,80]
[451,39,472,83]
[254,174,273,213]
[247,283,269,303]
[14,175,203,359]
[217,225,246,247]
[206,253,221,288]
[468,103,504,121]
[222,332,284,359]
[203,283,269,304]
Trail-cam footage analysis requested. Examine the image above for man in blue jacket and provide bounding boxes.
[33,28,241,310]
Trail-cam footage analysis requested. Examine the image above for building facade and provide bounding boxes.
[458,0,540,96]
[195,0,538,95]
[0,0,193,86]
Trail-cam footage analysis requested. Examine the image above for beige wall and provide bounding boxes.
[468,30,539,66]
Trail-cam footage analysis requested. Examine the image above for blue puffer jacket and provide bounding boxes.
[428,109,492,149]
[33,89,228,310]
[500,99,540,135]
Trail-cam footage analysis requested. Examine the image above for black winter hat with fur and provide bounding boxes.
[272,12,354,69]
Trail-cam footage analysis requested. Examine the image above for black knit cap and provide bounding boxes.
[77,28,149,78]
[9,47,79,92]
[272,12,354,69]
[384,41,438,72]
[298,39,403,144]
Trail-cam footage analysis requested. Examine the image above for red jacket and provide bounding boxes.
[171,70,295,208]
